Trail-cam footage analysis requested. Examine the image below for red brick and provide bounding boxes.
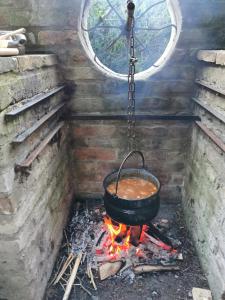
[72,49,88,63]
[74,147,117,161]
[74,127,98,137]
[74,161,98,181]
[73,126,116,138]
[74,161,120,182]
[96,161,120,174]
[170,174,184,185]
[75,181,103,193]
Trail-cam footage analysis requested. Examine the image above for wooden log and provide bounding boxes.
[96,255,112,263]
[63,252,83,300]
[133,265,180,275]
[147,223,173,248]
[0,28,26,40]
[143,231,172,251]
[192,288,212,300]
[99,261,123,280]
[0,48,19,56]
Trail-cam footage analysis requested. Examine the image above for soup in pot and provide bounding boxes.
[107,177,158,200]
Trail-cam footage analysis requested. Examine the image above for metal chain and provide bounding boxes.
[127,1,137,151]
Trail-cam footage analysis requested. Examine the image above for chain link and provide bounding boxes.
[127,1,137,151]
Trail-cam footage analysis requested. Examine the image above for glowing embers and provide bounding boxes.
[95,215,178,265]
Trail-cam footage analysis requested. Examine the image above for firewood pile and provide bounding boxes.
[0,28,27,56]
[49,202,183,300]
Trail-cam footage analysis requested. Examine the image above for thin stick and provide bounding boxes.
[64,230,71,253]
[63,252,83,300]
[49,258,64,286]
[53,253,74,285]
[82,252,87,264]
[79,283,93,297]
[59,282,66,292]
[60,277,68,284]
[88,266,97,290]
[86,266,91,279]
[77,276,94,297]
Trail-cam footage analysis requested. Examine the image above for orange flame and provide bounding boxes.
[104,216,131,257]
[102,217,176,259]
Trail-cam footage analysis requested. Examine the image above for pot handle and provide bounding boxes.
[115,150,145,196]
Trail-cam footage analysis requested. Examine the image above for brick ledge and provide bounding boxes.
[0,54,57,74]
[197,50,225,66]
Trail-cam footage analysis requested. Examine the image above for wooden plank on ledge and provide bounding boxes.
[15,122,64,170]
[196,121,225,153]
[5,85,65,117]
[195,79,225,97]
[12,103,65,144]
[192,97,225,124]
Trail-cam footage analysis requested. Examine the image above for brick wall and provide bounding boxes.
[65,0,225,200]
[71,120,190,201]
[1,2,225,299]
[1,0,225,200]
[183,50,225,300]
[0,55,73,300]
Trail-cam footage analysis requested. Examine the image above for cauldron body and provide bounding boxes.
[103,154,161,226]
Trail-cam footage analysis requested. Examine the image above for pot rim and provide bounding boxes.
[103,167,161,202]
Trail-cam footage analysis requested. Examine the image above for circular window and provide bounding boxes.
[79,0,182,80]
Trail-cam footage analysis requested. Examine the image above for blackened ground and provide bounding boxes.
[45,199,209,300]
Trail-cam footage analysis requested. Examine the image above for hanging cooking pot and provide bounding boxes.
[103,150,161,226]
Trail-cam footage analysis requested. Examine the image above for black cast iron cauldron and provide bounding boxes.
[103,151,161,226]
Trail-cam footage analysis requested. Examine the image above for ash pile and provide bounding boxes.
[48,201,183,300]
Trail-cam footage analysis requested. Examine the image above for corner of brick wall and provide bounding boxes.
[183,50,225,300]
[0,55,73,300]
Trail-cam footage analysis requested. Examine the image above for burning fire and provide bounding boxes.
[94,216,180,282]
[104,216,131,257]
[100,216,176,259]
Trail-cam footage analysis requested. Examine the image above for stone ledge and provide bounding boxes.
[16,54,58,72]
[0,57,18,74]
[0,66,60,112]
[197,50,225,66]
[0,54,58,74]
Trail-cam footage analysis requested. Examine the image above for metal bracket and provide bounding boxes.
[15,122,64,174]
[64,113,201,122]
